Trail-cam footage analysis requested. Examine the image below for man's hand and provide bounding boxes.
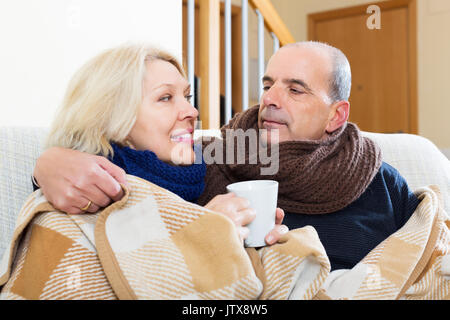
[34,147,128,214]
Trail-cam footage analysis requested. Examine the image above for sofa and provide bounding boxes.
[1,126,449,261]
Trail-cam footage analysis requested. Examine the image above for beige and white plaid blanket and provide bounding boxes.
[0,175,449,300]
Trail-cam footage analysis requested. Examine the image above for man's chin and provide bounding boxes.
[259,129,282,146]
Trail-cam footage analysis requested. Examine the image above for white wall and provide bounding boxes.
[0,0,182,127]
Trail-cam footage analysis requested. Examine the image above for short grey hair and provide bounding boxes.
[284,41,352,102]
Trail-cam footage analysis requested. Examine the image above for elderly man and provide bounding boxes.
[33,41,419,271]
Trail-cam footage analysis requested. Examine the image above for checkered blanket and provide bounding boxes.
[0,175,329,299]
[0,176,448,300]
[318,185,450,300]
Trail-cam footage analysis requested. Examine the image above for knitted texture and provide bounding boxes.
[109,143,206,202]
[197,105,383,214]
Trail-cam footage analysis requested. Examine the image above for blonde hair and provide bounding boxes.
[45,43,185,157]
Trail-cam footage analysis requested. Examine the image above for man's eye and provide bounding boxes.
[290,88,304,94]
[262,86,271,91]
[159,95,171,102]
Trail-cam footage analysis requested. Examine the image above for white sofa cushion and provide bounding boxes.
[0,127,47,259]
[362,132,450,213]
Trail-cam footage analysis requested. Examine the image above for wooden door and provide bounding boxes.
[308,0,417,134]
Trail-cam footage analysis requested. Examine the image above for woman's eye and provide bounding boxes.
[159,95,171,102]
[185,94,193,101]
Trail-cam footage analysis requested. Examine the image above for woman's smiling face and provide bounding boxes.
[127,59,199,165]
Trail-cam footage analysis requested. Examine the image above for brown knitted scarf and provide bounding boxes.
[197,105,383,214]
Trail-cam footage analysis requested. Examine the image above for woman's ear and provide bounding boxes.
[325,101,350,133]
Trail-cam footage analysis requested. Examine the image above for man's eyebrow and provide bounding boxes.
[262,76,273,83]
[283,78,314,94]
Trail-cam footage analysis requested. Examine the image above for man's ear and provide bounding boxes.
[325,100,350,133]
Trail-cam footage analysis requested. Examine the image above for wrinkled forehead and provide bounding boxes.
[265,46,333,90]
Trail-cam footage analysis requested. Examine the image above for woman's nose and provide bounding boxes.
[179,99,199,120]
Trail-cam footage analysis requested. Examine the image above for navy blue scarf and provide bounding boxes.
[109,143,206,203]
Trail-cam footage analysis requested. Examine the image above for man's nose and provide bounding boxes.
[262,85,282,109]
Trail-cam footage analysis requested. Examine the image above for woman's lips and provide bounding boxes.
[170,132,194,144]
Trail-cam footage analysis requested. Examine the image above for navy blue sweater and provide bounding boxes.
[283,162,420,271]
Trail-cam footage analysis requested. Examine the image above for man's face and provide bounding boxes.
[258,46,335,144]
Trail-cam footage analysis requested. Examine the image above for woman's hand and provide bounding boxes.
[34,147,128,214]
[205,193,289,246]
[265,208,289,245]
[204,193,256,244]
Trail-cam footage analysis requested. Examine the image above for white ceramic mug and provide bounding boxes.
[226,180,279,247]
